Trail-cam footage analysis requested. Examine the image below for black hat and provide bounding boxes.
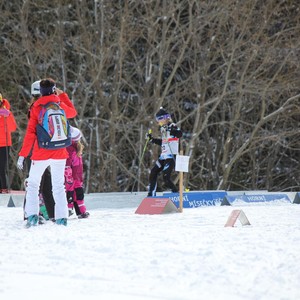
[155,107,170,121]
[40,78,56,96]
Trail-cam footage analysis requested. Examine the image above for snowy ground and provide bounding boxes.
[1,201,300,300]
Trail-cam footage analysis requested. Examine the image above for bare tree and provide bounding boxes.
[0,0,299,192]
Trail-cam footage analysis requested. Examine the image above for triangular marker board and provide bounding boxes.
[135,197,178,214]
[293,192,300,204]
[224,209,251,227]
[221,195,232,206]
[7,196,15,207]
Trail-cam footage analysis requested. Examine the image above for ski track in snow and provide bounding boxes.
[1,204,300,300]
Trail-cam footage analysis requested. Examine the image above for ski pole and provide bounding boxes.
[141,129,152,162]
[131,129,152,193]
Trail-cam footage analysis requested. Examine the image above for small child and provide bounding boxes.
[65,126,89,219]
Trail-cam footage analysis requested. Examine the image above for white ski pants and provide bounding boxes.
[25,158,68,220]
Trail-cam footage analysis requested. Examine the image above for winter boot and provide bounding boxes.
[38,215,47,225]
[78,212,90,219]
[26,214,39,228]
[56,218,67,226]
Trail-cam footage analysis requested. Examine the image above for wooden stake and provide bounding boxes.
[179,150,183,212]
[179,171,183,212]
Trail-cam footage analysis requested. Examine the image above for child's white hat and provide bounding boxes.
[70,126,82,141]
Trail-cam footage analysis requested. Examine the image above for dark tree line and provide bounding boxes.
[0,0,299,193]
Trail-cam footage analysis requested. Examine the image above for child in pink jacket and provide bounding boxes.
[65,126,89,218]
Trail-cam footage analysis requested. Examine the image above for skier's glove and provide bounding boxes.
[169,123,176,130]
[67,191,74,203]
[146,132,153,141]
[17,156,25,170]
[168,123,178,136]
[23,178,29,189]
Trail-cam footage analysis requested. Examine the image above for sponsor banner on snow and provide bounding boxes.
[161,191,227,208]
[221,193,291,206]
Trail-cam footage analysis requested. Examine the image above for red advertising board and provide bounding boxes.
[135,197,178,214]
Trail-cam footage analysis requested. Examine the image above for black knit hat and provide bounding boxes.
[40,78,56,96]
[155,107,171,121]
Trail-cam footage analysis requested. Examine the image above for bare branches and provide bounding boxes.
[1,0,299,191]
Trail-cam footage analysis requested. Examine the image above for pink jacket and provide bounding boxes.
[65,142,83,190]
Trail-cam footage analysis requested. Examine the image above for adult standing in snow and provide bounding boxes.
[0,93,17,193]
[23,80,55,221]
[17,78,77,227]
[146,107,182,196]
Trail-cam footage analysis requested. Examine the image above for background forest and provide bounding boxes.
[0,0,299,193]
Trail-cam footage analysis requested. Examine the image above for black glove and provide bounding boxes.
[168,123,176,130]
[168,123,178,136]
[67,191,74,204]
[146,132,153,141]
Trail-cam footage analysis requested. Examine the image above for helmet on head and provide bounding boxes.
[31,80,41,96]
[155,107,171,122]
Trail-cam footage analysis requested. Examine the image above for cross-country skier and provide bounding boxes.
[146,107,182,196]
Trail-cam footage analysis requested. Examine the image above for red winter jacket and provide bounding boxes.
[19,93,77,160]
[0,99,17,147]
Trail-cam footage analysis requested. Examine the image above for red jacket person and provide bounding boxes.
[0,93,17,193]
[18,78,77,227]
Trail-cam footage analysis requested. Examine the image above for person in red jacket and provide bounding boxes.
[17,78,77,227]
[23,80,55,222]
[0,93,17,193]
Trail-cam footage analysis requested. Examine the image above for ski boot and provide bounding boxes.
[56,218,67,226]
[26,214,39,228]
